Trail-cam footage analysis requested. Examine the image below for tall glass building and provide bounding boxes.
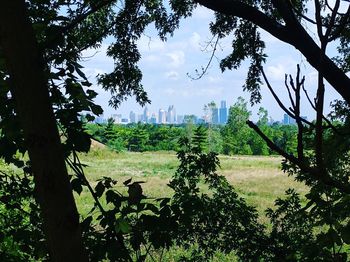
[219,100,227,124]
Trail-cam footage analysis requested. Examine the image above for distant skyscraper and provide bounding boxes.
[137,114,143,123]
[219,100,227,124]
[112,114,122,124]
[150,113,157,124]
[143,106,149,123]
[212,106,219,124]
[129,111,136,123]
[121,118,128,124]
[167,105,176,124]
[283,114,296,125]
[158,109,166,124]
[283,114,289,125]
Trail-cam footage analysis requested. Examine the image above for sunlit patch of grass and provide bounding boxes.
[74,148,308,221]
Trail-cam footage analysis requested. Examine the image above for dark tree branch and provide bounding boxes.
[195,0,350,104]
[285,74,296,110]
[325,0,341,40]
[261,67,314,127]
[195,0,291,43]
[301,84,345,135]
[271,0,300,27]
[294,65,304,161]
[328,5,350,42]
[246,120,350,194]
[314,0,325,40]
[291,5,317,25]
[45,0,116,49]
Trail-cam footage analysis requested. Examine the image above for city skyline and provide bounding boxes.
[95,100,229,125]
[94,99,303,125]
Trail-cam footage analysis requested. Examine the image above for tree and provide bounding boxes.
[222,97,253,155]
[195,0,350,104]
[1,0,350,260]
[250,107,270,155]
[0,0,190,259]
[0,1,87,260]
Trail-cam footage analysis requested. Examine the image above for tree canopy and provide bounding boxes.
[1,0,350,261]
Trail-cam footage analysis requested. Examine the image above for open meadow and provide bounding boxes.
[76,146,308,223]
[72,146,310,260]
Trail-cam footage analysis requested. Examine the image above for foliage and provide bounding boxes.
[169,126,268,261]
[86,100,298,156]
[0,167,46,261]
[86,122,185,152]
[77,176,177,261]
[1,0,350,261]
[265,189,317,261]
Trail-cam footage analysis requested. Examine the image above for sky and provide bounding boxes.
[81,4,345,122]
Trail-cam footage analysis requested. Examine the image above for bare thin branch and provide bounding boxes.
[246,120,350,194]
[188,35,220,80]
[261,67,314,127]
[325,0,341,40]
[285,74,296,109]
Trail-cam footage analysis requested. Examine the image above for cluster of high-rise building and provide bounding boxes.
[129,105,178,124]
[94,100,229,125]
[93,102,309,126]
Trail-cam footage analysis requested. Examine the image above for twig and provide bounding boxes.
[188,35,220,80]
[260,67,314,127]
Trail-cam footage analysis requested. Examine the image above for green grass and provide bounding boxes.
[1,147,309,261]
[75,148,308,220]
[73,147,309,261]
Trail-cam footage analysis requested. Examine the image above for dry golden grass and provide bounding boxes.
[75,148,308,220]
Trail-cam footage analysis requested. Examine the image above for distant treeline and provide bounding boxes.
[86,121,297,156]
[87,98,300,155]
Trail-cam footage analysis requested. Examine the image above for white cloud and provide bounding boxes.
[189,32,201,49]
[166,50,185,68]
[266,58,298,81]
[165,71,179,80]
[143,55,161,63]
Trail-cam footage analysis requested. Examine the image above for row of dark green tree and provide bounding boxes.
[86,97,297,156]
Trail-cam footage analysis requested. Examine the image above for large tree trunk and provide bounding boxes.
[0,1,88,261]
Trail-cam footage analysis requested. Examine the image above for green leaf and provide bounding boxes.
[105,190,120,205]
[71,178,83,195]
[340,223,350,244]
[95,182,105,198]
[116,219,131,234]
[123,178,132,186]
[90,104,103,116]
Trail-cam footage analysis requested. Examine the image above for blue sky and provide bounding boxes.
[81,4,344,122]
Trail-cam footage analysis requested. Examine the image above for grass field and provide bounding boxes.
[76,147,308,222]
[74,147,309,260]
[1,146,310,261]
